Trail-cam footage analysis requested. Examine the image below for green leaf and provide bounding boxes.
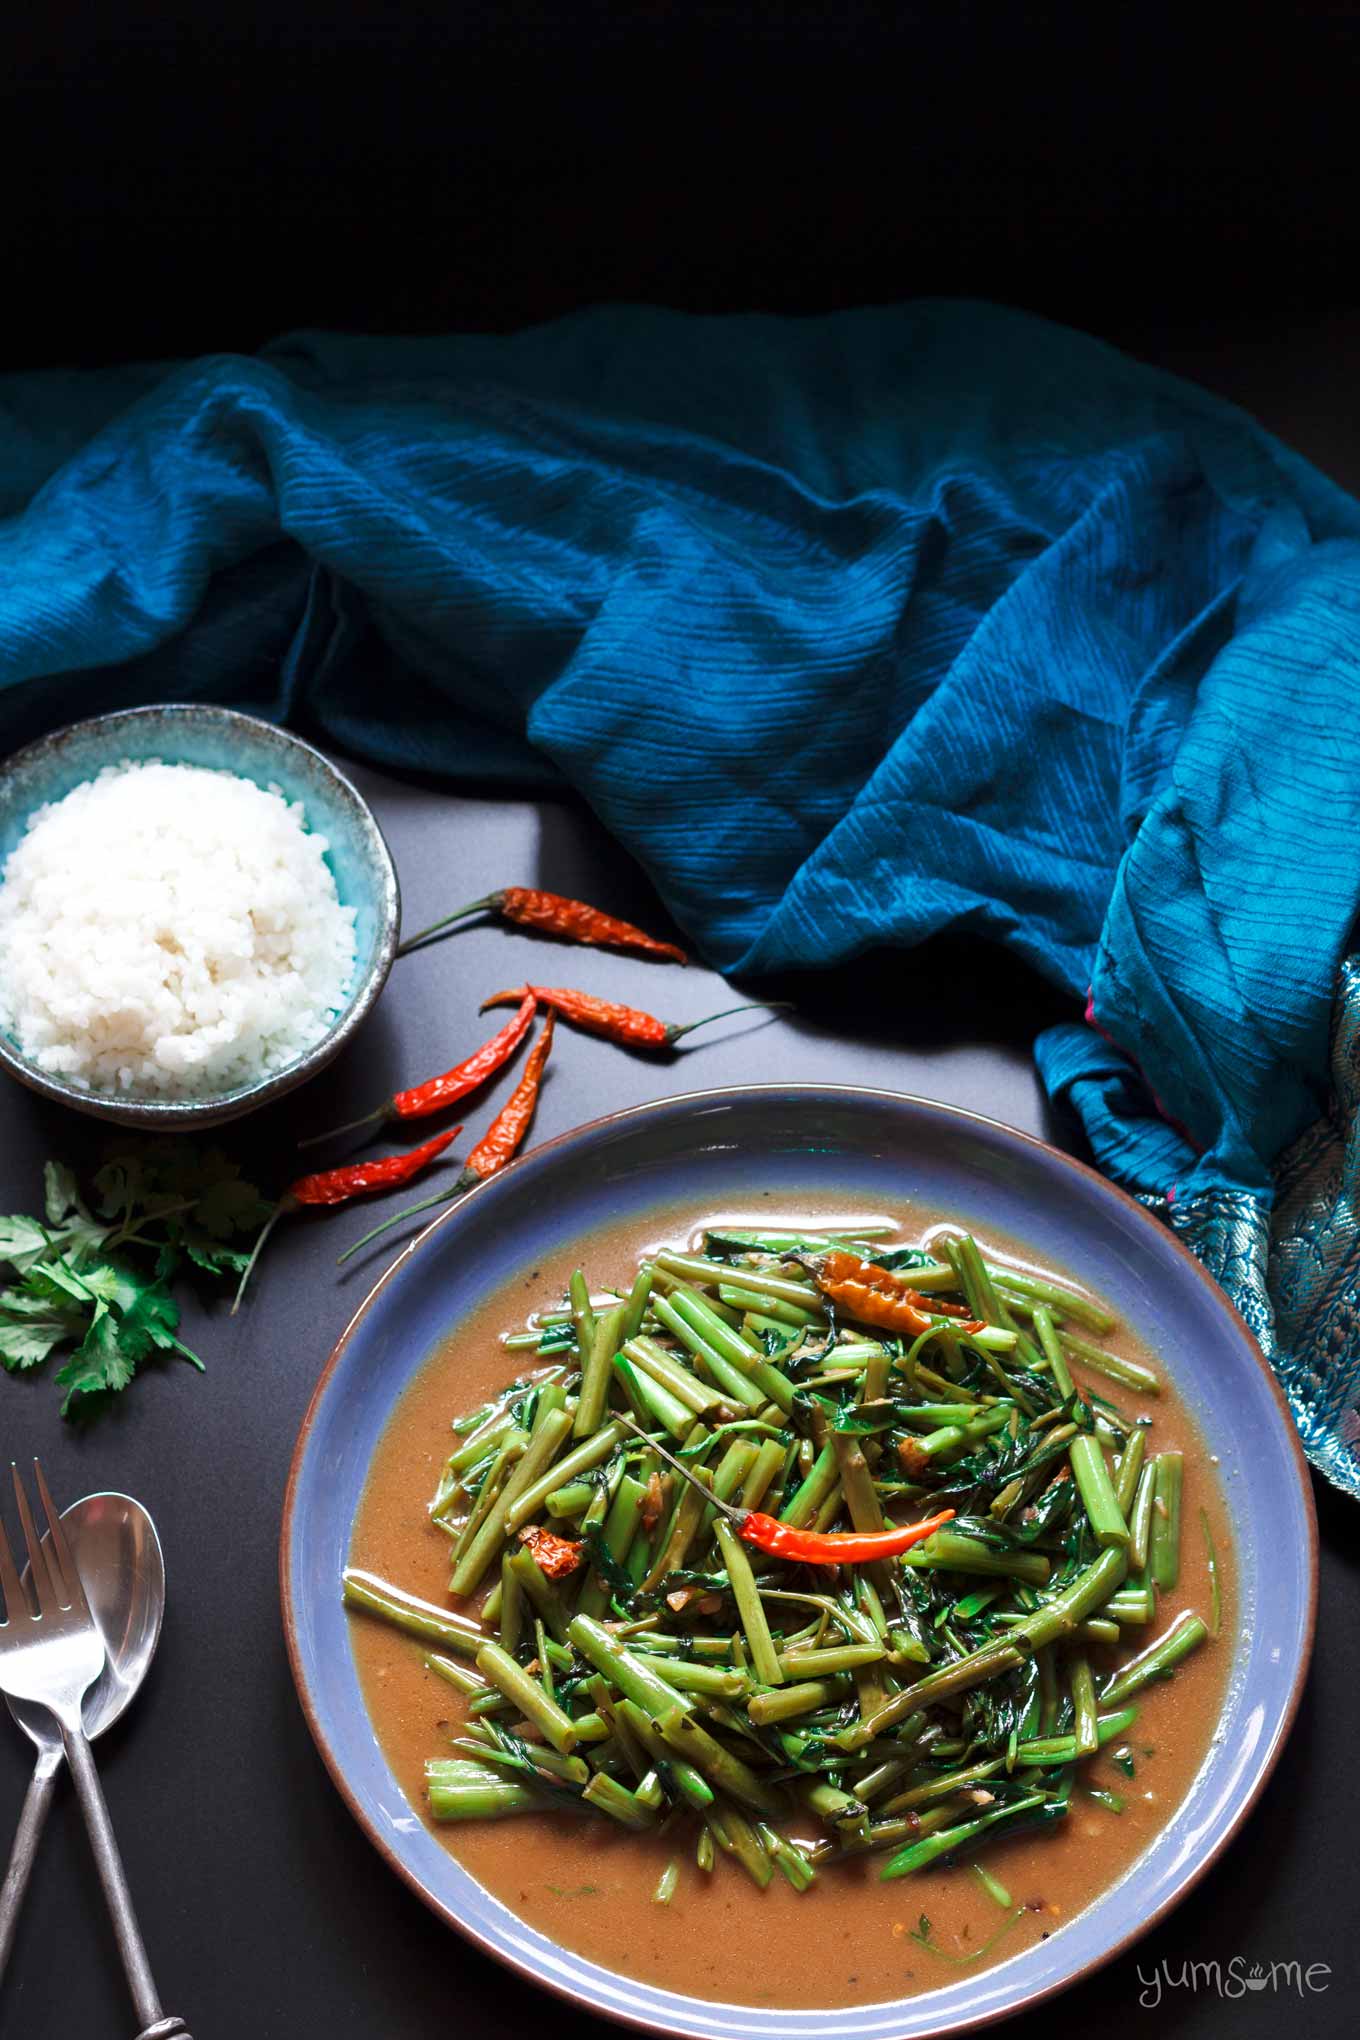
[582,1522,635,1601]
[0,1303,73,1372]
[75,1261,194,1364]
[76,1261,142,1308]
[122,1142,201,1202]
[176,1226,252,1276]
[193,1173,270,1239]
[831,1401,896,1436]
[34,1258,102,1307]
[92,1159,139,1223]
[0,1280,86,1352]
[94,1145,265,1241]
[54,1305,137,1411]
[59,1216,114,1267]
[118,1280,187,1359]
[0,1284,79,1321]
[908,1906,1025,1966]
[0,1324,67,1371]
[0,1214,52,1271]
[43,1161,82,1225]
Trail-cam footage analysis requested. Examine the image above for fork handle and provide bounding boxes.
[60,1723,190,2040]
[0,1745,62,1977]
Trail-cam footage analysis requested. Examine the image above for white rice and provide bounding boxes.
[0,758,357,1097]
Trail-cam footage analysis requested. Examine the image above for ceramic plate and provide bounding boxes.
[281,1086,1315,2040]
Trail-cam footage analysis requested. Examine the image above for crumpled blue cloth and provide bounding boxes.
[2,301,1358,1495]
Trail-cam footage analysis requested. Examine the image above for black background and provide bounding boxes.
[4,3,1360,368]
[1,4,1358,2035]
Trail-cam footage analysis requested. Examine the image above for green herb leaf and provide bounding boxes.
[60,1216,115,1267]
[190,1160,271,1238]
[105,1266,196,1366]
[0,1324,67,1372]
[54,1305,137,1411]
[831,1401,896,1436]
[176,1228,251,1277]
[909,1908,1025,1966]
[1,1282,75,1316]
[583,1521,635,1601]
[0,1298,75,1372]
[30,1257,101,1307]
[92,1159,139,1224]
[0,1215,52,1270]
[43,1161,82,1225]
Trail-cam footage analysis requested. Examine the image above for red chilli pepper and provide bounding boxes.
[458,1009,555,1185]
[397,886,688,963]
[231,1128,461,1312]
[616,1414,954,1567]
[286,1129,461,1204]
[481,983,783,1052]
[335,1012,557,1266]
[517,1523,585,1579]
[298,992,536,1149]
[806,1250,984,1340]
[736,1507,957,1567]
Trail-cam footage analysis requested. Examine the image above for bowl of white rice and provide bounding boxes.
[0,704,400,1127]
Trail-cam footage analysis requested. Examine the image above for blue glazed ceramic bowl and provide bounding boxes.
[0,704,399,1129]
[282,1086,1316,2040]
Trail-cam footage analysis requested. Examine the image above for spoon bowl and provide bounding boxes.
[7,1491,165,1748]
[0,1491,167,1990]
[0,1487,180,2031]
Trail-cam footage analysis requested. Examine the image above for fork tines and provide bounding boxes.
[0,1460,82,1623]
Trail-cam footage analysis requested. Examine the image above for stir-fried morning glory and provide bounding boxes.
[344,1217,1212,1894]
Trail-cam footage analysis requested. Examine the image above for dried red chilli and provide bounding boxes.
[336,1013,556,1265]
[517,1524,585,1579]
[617,1415,954,1565]
[230,1127,461,1312]
[297,992,536,1149]
[480,983,785,1051]
[459,1009,555,1183]
[397,886,687,963]
[804,1249,984,1340]
[640,1471,665,1529]
[289,1130,462,1205]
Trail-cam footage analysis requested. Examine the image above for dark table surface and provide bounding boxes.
[2,328,1357,2039]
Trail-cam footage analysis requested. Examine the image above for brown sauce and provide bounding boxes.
[347,1202,1235,2009]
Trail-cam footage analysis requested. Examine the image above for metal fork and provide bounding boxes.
[0,1461,190,2040]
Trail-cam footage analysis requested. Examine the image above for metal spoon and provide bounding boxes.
[0,1492,165,1979]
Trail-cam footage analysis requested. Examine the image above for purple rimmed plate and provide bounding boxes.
[281,1085,1316,2040]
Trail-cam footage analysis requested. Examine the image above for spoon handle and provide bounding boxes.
[59,1722,191,2040]
[0,1746,62,1977]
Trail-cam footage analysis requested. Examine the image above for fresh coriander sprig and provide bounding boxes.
[0,1144,269,1418]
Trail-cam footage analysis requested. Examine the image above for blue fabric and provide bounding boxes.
[2,301,1359,1494]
